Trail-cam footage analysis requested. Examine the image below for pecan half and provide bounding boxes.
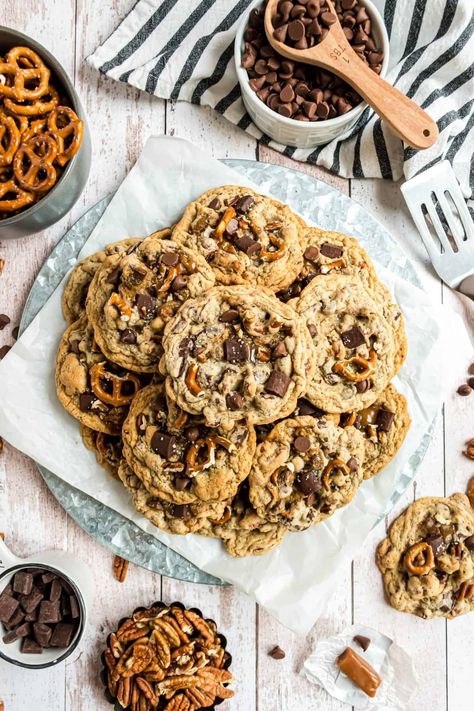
[113,555,129,583]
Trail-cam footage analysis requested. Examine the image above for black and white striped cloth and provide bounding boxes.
[88,0,474,202]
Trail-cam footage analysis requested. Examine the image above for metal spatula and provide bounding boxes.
[401,161,474,297]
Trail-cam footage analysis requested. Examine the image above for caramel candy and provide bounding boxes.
[337,647,381,698]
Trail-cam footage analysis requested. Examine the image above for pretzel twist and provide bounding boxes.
[0,114,21,166]
[322,458,350,491]
[333,348,377,383]
[47,106,84,166]
[90,363,141,407]
[5,85,59,116]
[0,178,34,213]
[13,133,58,192]
[0,47,50,101]
[404,541,434,576]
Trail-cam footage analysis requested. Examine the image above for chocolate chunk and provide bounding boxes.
[19,588,43,614]
[3,629,20,644]
[457,384,472,396]
[464,534,474,551]
[15,622,31,638]
[376,409,395,432]
[161,252,179,266]
[303,246,319,262]
[4,606,24,629]
[236,195,254,213]
[0,345,11,359]
[269,645,286,659]
[13,571,33,596]
[297,398,320,416]
[224,338,249,363]
[185,426,200,442]
[106,267,120,285]
[34,622,52,646]
[235,235,261,257]
[135,292,156,319]
[128,267,147,285]
[171,504,191,520]
[219,309,240,323]
[226,392,244,411]
[21,637,42,653]
[151,431,176,459]
[468,377,474,389]
[12,326,19,340]
[356,379,370,393]
[425,534,446,557]
[121,328,137,344]
[79,393,95,412]
[353,635,371,652]
[347,457,358,472]
[171,274,188,291]
[273,341,288,358]
[174,476,191,491]
[0,314,11,330]
[296,469,322,494]
[69,339,81,354]
[49,579,62,602]
[24,610,38,622]
[340,326,365,349]
[37,600,61,623]
[208,197,221,210]
[320,242,343,259]
[69,595,80,619]
[264,370,290,397]
[294,435,310,453]
[50,622,75,648]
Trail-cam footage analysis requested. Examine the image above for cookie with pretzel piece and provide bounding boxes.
[249,415,366,531]
[56,315,149,434]
[376,494,474,619]
[86,238,215,374]
[121,383,256,504]
[172,185,303,291]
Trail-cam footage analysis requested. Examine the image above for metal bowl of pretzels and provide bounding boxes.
[0,26,91,239]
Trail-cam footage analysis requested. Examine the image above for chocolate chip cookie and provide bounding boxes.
[295,275,396,413]
[172,186,303,292]
[86,238,215,373]
[122,383,256,504]
[80,425,123,479]
[56,315,148,434]
[376,494,474,619]
[249,415,366,531]
[162,285,315,430]
[118,460,227,535]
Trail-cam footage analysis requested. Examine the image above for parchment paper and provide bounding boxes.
[0,136,471,635]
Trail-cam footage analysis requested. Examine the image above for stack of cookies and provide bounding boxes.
[56,185,410,557]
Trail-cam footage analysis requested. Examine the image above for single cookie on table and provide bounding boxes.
[295,274,396,413]
[117,460,227,535]
[376,494,474,619]
[86,238,215,373]
[62,237,143,324]
[122,383,256,504]
[249,415,366,531]
[80,425,123,479]
[172,185,303,292]
[161,285,315,430]
[56,315,148,435]
[211,484,287,557]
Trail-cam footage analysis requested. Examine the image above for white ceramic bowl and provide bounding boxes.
[234,0,390,148]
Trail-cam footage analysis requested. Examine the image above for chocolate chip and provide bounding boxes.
[33,622,52,647]
[185,426,200,442]
[353,634,370,651]
[208,197,221,210]
[264,370,290,398]
[174,476,191,491]
[273,24,288,42]
[161,252,179,266]
[340,326,365,349]
[106,267,121,285]
[376,409,395,432]
[79,393,95,411]
[224,338,249,363]
[464,534,474,551]
[468,363,474,375]
[50,622,75,648]
[297,398,320,416]
[235,235,262,257]
[21,637,42,653]
[347,457,358,472]
[171,275,188,291]
[220,309,240,323]
[303,246,319,262]
[468,377,474,389]
[38,600,61,623]
[457,384,472,396]
[320,242,343,258]
[171,504,191,520]
[273,341,288,358]
[294,435,310,452]
[12,326,19,340]
[135,292,156,319]
[121,328,137,344]
[0,314,10,330]
[236,195,254,213]
[13,571,33,596]
[425,534,446,557]
[0,345,11,359]
[269,645,286,659]
[151,431,176,459]
[226,392,244,411]
[296,469,322,494]
[355,379,370,393]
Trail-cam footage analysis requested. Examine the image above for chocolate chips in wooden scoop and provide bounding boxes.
[0,567,80,654]
[242,0,384,122]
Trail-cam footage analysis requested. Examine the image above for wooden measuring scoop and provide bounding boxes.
[264,0,438,149]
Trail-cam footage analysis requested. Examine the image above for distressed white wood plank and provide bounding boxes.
[350,179,447,711]
[256,145,350,711]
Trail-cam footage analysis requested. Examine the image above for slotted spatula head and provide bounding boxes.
[401,160,474,289]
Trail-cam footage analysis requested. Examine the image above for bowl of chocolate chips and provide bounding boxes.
[0,538,91,669]
[235,0,389,147]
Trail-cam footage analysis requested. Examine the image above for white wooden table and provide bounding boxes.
[1,2,473,709]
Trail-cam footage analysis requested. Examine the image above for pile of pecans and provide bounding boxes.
[102,602,233,711]
[241,0,384,121]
